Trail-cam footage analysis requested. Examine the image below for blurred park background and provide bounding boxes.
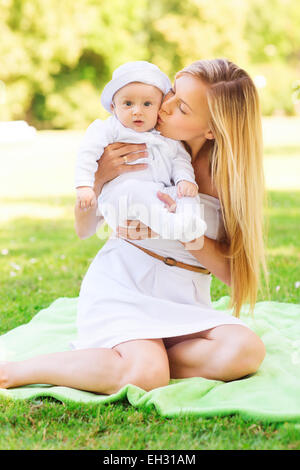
[1,0,300,128]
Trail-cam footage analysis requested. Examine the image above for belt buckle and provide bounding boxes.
[163,257,177,267]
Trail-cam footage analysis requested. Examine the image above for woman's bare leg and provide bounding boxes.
[0,338,170,395]
[0,349,124,394]
[164,325,266,382]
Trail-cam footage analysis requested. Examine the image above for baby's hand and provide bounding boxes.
[76,186,97,210]
[177,180,198,198]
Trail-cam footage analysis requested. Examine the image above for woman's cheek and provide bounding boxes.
[168,125,186,140]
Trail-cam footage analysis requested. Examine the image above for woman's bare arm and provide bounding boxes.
[74,142,148,239]
[181,236,231,286]
[74,202,102,240]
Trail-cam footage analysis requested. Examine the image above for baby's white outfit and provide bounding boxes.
[75,115,207,242]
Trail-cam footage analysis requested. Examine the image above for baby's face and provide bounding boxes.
[111,82,163,132]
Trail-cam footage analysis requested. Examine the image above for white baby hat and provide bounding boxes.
[101,61,172,113]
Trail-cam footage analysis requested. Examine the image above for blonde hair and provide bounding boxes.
[178,59,268,317]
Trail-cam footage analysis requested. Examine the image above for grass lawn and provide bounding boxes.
[0,120,300,450]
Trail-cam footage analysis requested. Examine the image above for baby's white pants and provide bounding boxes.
[98,179,207,242]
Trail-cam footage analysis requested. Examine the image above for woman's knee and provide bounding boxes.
[222,327,266,379]
[113,339,170,393]
[124,362,170,392]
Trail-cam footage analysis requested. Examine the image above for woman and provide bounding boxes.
[0,59,266,394]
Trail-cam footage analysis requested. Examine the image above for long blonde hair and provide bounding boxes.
[178,59,268,317]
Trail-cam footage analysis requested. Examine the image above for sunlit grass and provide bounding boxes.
[0,398,299,450]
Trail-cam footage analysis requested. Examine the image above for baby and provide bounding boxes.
[75,61,206,242]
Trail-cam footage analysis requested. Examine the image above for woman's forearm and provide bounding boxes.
[74,201,102,239]
[74,175,105,239]
[182,236,231,286]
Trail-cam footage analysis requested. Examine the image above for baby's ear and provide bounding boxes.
[110,103,115,112]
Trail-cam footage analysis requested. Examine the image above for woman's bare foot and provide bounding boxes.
[0,362,11,389]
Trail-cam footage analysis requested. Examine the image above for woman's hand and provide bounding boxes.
[116,220,159,240]
[116,191,177,241]
[93,142,148,197]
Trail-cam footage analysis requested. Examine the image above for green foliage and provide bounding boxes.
[245,0,300,65]
[249,62,297,116]
[245,0,300,115]
[0,0,147,128]
[0,0,299,128]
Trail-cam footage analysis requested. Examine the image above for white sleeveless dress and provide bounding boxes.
[70,193,250,350]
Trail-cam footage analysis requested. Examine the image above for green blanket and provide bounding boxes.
[1,296,299,422]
